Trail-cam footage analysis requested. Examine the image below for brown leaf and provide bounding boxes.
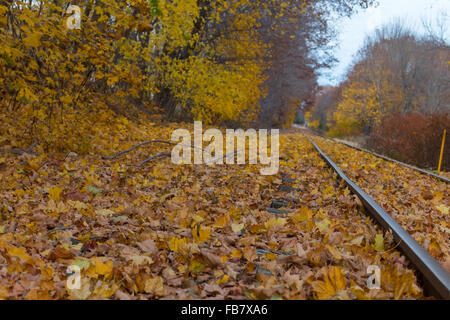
[137,239,156,254]
[421,190,434,200]
[203,282,222,294]
[47,246,74,260]
[201,250,222,267]
[243,246,257,262]
[114,290,132,300]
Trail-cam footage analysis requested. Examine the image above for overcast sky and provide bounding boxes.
[318,0,450,86]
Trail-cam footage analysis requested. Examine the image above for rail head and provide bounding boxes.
[333,138,450,184]
[297,128,449,183]
[305,134,450,300]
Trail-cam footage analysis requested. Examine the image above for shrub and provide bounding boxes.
[367,113,449,171]
[327,120,361,138]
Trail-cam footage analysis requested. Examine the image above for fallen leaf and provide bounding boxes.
[436,205,449,215]
[374,234,384,252]
[311,266,347,300]
[48,186,63,201]
[144,277,165,296]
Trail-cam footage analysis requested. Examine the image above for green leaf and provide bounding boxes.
[87,186,102,194]
[73,258,90,270]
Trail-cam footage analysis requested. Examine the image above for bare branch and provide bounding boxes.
[136,152,171,166]
[103,140,176,160]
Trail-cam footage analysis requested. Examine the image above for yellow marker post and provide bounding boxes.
[438,129,446,173]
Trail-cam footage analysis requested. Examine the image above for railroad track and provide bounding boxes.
[304,134,450,299]
[332,139,450,184]
[295,127,449,183]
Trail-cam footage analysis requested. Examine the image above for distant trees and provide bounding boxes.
[259,0,376,128]
[307,20,449,169]
[307,85,341,130]
[318,21,449,137]
[258,12,318,128]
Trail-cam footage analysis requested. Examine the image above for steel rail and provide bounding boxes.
[294,127,449,183]
[332,139,450,184]
[305,135,450,300]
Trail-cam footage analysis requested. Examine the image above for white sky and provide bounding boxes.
[318,0,450,86]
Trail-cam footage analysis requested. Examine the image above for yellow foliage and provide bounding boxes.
[48,186,63,202]
[311,266,347,300]
[0,0,275,149]
[328,68,404,136]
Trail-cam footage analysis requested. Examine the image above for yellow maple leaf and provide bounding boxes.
[192,225,211,243]
[325,245,342,260]
[436,205,449,215]
[350,283,371,300]
[213,215,229,228]
[87,258,113,278]
[323,185,334,197]
[264,217,286,231]
[217,274,230,285]
[266,252,277,260]
[311,266,347,300]
[23,33,41,48]
[429,239,441,256]
[230,249,242,259]
[92,282,118,299]
[290,206,312,225]
[48,186,63,201]
[67,200,87,210]
[7,245,32,261]
[40,265,54,280]
[168,237,189,252]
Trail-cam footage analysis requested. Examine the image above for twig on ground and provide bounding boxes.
[136,152,171,166]
[103,140,176,160]
[8,139,40,156]
[44,226,73,237]
[265,207,293,214]
[203,150,240,164]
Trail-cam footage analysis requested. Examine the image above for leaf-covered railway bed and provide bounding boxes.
[332,140,450,183]
[306,135,449,299]
[311,136,450,267]
[0,134,426,299]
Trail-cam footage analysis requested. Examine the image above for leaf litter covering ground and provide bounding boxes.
[0,125,427,300]
[312,136,450,267]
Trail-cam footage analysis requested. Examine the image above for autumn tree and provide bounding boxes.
[0,0,162,151]
[307,85,341,130]
[327,21,449,136]
[0,0,375,152]
[258,0,375,128]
